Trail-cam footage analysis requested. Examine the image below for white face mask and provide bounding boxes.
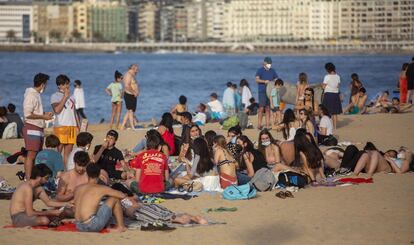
[397,152,405,159]
[265,64,272,69]
[231,137,237,144]
[262,141,271,146]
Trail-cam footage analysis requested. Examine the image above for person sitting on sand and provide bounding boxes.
[193,103,207,126]
[317,105,334,144]
[236,135,268,185]
[204,130,217,158]
[56,151,90,202]
[375,91,390,107]
[171,95,188,124]
[343,87,367,114]
[128,135,171,194]
[353,142,392,178]
[258,129,283,168]
[207,92,226,120]
[246,97,259,116]
[295,87,319,117]
[226,125,242,159]
[173,137,218,189]
[274,109,300,141]
[94,130,130,180]
[179,124,202,162]
[131,129,170,158]
[157,112,175,155]
[383,147,413,174]
[74,164,127,232]
[213,135,238,188]
[9,164,69,227]
[273,130,325,183]
[298,109,317,143]
[380,97,401,113]
[34,134,64,180]
[67,132,94,170]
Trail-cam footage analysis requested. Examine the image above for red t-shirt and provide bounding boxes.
[133,149,168,194]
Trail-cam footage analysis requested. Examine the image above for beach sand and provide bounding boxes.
[0,111,413,244]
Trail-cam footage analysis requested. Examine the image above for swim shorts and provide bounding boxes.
[23,123,44,152]
[124,93,137,112]
[11,212,38,227]
[258,92,270,107]
[54,126,77,145]
[75,204,112,232]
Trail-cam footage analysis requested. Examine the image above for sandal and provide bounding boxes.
[16,171,25,181]
[284,191,294,198]
[275,191,286,199]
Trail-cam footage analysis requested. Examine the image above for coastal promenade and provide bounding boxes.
[1,40,414,53]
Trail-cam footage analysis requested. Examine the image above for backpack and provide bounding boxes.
[222,183,256,200]
[277,171,309,189]
[222,116,239,130]
[2,122,17,139]
[249,168,276,192]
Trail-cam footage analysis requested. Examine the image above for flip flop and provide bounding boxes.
[284,191,294,198]
[275,191,286,199]
[16,171,25,181]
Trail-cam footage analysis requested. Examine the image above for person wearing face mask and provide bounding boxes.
[226,125,242,159]
[257,129,283,168]
[236,135,268,185]
[383,147,413,174]
[23,73,54,180]
[66,132,94,171]
[255,57,278,130]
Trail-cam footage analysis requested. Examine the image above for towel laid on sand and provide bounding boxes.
[4,222,109,233]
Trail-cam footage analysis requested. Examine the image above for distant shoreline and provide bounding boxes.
[1,42,413,55]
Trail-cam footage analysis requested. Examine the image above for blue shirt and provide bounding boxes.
[256,67,278,93]
[35,149,64,178]
[271,88,280,107]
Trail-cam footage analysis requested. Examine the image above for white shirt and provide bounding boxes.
[66,147,83,170]
[241,86,252,109]
[192,112,206,125]
[23,87,45,128]
[319,115,333,135]
[73,87,86,109]
[207,100,224,113]
[323,74,340,93]
[51,92,77,127]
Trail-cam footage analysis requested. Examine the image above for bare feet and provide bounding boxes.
[108,226,127,233]
[192,216,208,225]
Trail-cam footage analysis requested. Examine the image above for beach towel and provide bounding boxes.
[3,222,109,233]
[338,177,373,184]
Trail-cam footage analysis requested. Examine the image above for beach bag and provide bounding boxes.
[222,116,239,130]
[321,135,338,146]
[196,176,222,192]
[237,112,248,130]
[222,183,256,200]
[2,122,17,139]
[249,168,276,192]
[277,171,309,188]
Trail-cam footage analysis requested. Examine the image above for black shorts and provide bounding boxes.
[124,93,137,111]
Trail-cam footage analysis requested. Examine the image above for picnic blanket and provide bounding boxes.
[4,222,109,233]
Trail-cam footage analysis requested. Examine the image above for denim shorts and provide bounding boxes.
[75,204,112,232]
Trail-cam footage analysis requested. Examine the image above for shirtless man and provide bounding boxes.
[74,163,127,232]
[120,64,139,130]
[56,151,89,202]
[344,87,367,114]
[9,164,69,227]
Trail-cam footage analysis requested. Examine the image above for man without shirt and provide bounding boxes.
[120,64,140,130]
[56,151,90,202]
[9,164,69,227]
[74,164,127,232]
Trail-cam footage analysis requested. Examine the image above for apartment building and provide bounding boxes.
[0,3,33,41]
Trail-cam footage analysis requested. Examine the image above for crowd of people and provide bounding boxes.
[3,56,414,233]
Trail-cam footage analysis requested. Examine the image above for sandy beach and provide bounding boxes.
[0,111,413,245]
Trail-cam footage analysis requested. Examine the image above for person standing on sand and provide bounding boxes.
[399,63,408,104]
[51,75,79,168]
[120,64,139,130]
[405,57,414,104]
[73,80,87,120]
[105,70,124,129]
[255,57,278,130]
[22,73,54,180]
[321,62,342,130]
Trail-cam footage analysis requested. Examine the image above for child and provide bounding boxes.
[74,80,87,119]
[246,97,259,115]
[193,103,207,126]
[105,70,123,129]
[171,95,188,124]
[381,97,401,113]
[207,92,225,120]
[270,79,284,125]
[295,73,308,107]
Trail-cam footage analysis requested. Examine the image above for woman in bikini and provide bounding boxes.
[236,135,268,184]
[213,135,238,189]
[257,129,282,168]
[295,87,319,117]
[353,142,392,178]
[273,130,325,183]
[171,95,188,124]
[298,109,317,143]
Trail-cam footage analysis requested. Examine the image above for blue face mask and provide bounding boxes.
[231,137,237,144]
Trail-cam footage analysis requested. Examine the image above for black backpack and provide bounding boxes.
[277,171,309,188]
